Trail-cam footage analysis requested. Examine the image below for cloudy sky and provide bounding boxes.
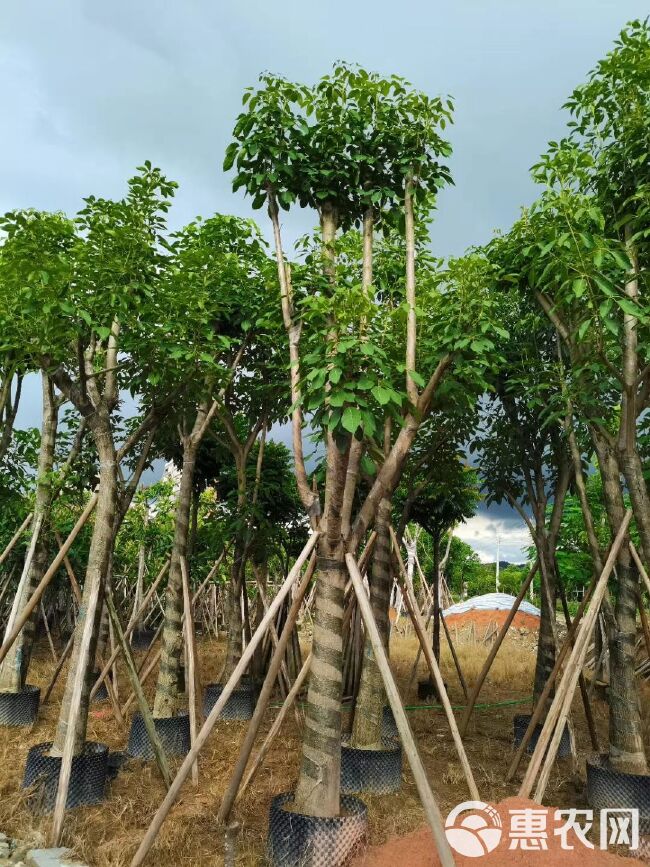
[3,0,646,561]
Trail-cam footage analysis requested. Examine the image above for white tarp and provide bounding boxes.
[443,592,540,619]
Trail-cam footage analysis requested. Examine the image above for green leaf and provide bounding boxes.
[371,386,392,406]
[572,277,587,299]
[341,406,362,434]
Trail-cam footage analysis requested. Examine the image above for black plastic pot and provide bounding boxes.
[203,680,256,720]
[22,741,108,813]
[0,684,40,726]
[513,713,572,759]
[587,753,650,835]
[341,737,402,794]
[267,791,368,867]
[91,671,109,703]
[130,628,156,651]
[381,705,398,739]
[126,711,190,759]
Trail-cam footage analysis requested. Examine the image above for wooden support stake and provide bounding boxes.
[43,632,75,704]
[130,531,320,867]
[181,558,199,786]
[105,592,172,788]
[440,612,468,701]
[520,510,632,802]
[236,653,311,805]
[459,559,538,737]
[630,541,650,599]
[0,493,98,668]
[346,554,456,867]
[0,513,32,568]
[41,601,58,663]
[506,569,598,782]
[390,528,479,801]
[216,552,316,826]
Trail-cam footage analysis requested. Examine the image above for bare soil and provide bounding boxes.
[0,625,647,866]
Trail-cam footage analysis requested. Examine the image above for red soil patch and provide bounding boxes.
[356,797,645,866]
[444,609,540,633]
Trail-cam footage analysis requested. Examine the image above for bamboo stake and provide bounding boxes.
[216,552,316,825]
[90,559,170,699]
[0,513,32,568]
[3,513,44,639]
[506,569,598,782]
[40,601,58,663]
[49,519,108,845]
[440,612,468,701]
[520,510,632,801]
[43,632,75,704]
[181,558,199,786]
[130,531,320,867]
[236,653,311,805]
[105,592,172,789]
[459,559,539,737]
[0,493,98,668]
[346,554,456,867]
[630,541,650,598]
[391,528,479,800]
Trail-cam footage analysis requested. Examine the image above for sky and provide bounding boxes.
[2,0,647,562]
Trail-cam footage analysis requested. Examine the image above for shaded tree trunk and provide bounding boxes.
[350,497,391,750]
[0,373,57,692]
[153,442,197,719]
[51,415,116,755]
[432,532,441,663]
[221,535,246,682]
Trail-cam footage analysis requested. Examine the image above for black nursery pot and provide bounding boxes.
[203,680,256,720]
[91,671,109,703]
[126,711,190,759]
[513,713,572,759]
[267,791,368,867]
[341,737,402,794]
[587,753,650,835]
[0,684,40,726]
[22,741,108,813]
[381,705,398,739]
[130,628,156,651]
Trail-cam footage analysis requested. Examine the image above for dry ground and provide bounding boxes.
[0,625,648,866]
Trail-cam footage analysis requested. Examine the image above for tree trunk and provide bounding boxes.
[293,434,349,817]
[432,532,441,663]
[350,497,391,750]
[222,535,246,682]
[152,442,196,719]
[0,373,57,692]
[592,429,647,774]
[532,540,557,712]
[51,416,116,755]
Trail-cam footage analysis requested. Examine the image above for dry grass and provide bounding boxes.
[0,628,647,866]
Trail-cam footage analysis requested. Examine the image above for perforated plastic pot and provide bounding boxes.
[22,741,108,813]
[0,684,40,726]
[91,671,109,703]
[587,753,650,835]
[513,713,572,759]
[203,680,255,720]
[267,791,368,867]
[381,705,398,739]
[341,737,402,794]
[126,711,190,759]
[130,628,156,651]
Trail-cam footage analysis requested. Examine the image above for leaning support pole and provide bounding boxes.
[130,532,320,867]
[346,554,456,867]
[440,612,468,701]
[0,513,33,568]
[630,541,650,598]
[43,633,75,705]
[390,529,479,801]
[216,552,317,826]
[90,559,171,700]
[105,592,171,789]
[506,568,598,782]
[0,493,98,668]
[459,559,539,737]
[181,558,199,786]
[236,653,312,806]
[519,510,632,802]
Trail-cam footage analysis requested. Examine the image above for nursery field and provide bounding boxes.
[1,628,646,866]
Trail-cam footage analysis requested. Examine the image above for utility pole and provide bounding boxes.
[495,533,501,592]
